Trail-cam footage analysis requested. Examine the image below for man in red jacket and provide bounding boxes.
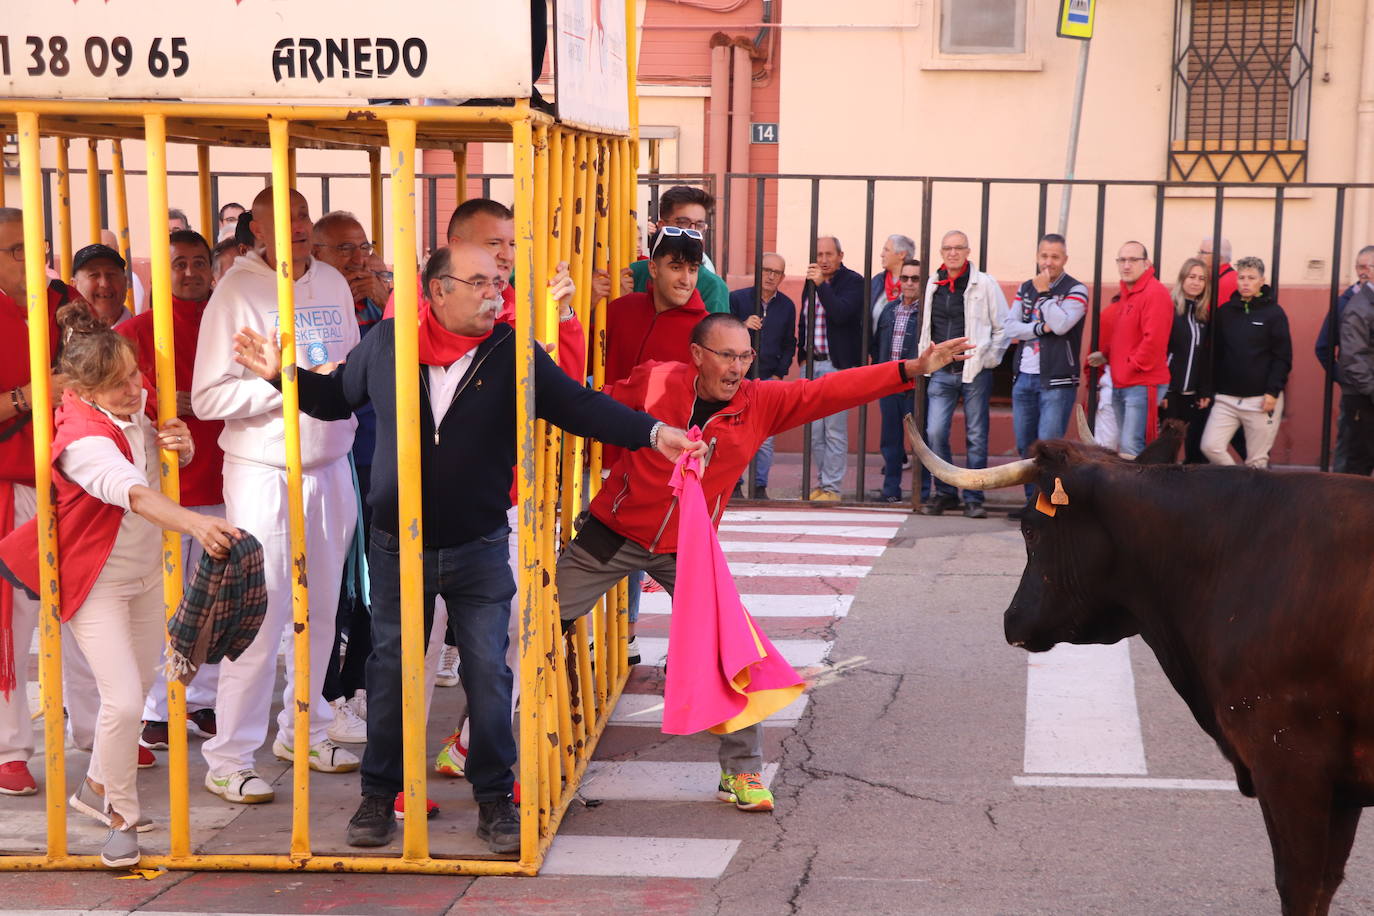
[115,230,226,750]
[556,312,970,813]
[1099,241,1173,457]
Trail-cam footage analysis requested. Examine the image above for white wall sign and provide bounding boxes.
[554,0,630,133]
[0,0,530,100]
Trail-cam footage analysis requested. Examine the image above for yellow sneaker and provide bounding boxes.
[717,771,775,812]
[434,731,467,778]
[811,489,841,503]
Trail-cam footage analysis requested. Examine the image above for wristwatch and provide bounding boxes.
[648,421,664,450]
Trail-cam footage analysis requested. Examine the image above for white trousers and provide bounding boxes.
[0,484,39,765]
[142,505,226,721]
[202,458,356,777]
[64,569,164,826]
[1201,394,1285,469]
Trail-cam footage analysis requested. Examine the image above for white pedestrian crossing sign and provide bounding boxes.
[1057,0,1096,40]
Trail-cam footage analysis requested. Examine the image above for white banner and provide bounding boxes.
[0,0,530,100]
[554,0,630,133]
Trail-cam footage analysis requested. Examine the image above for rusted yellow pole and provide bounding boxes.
[368,148,384,260]
[110,139,134,313]
[510,111,540,868]
[452,143,467,208]
[197,145,214,242]
[387,117,429,863]
[19,111,68,861]
[54,138,73,281]
[267,118,313,860]
[85,139,101,246]
[589,137,612,714]
[143,114,192,857]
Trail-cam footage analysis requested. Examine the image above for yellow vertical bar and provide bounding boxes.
[533,128,551,345]
[54,139,73,281]
[560,134,576,270]
[143,115,192,857]
[267,118,313,860]
[19,111,68,861]
[387,118,428,862]
[452,144,467,208]
[85,139,101,246]
[510,113,541,866]
[531,124,555,834]
[110,139,134,313]
[566,133,593,744]
[286,146,298,191]
[196,145,214,241]
[368,148,384,260]
[589,138,612,714]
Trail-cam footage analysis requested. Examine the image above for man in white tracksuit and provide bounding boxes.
[191,187,359,804]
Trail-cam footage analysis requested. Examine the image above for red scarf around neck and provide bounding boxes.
[884,270,901,303]
[935,262,969,293]
[417,304,492,367]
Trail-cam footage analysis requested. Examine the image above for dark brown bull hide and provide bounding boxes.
[1005,439,1374,916]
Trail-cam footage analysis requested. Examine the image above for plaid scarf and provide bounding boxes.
[165,531,268,685]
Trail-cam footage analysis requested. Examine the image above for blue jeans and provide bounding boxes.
[926,369,993,505]
[362,525,517,802]
[879,391,930,500]
[808,360,847,492]
[1112,384,1165,457]
[752,435,775,488]
[1011,374,1079,499]
[626,568,644,625]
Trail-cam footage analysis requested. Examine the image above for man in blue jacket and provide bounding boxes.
[730,253,795,497]
[797,236,865,501]
[871,259,929,503]
[1314,244,1374,472]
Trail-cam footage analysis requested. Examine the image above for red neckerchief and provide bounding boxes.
[496,283,517,323]
[883,270,901,303]
[417,304,492,367]
[935,262,968,293]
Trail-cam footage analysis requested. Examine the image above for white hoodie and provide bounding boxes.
[192,252,359,470]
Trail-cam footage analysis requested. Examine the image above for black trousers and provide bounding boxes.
[1340,393,1374,476]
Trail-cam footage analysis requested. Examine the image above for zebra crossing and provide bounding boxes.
[542,505,906,878]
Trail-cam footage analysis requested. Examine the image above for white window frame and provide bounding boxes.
[924,0,1041,72]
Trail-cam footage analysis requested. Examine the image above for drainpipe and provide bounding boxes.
[708,35,732,266]
[727,40,753,281]
[1352,0,1374,269]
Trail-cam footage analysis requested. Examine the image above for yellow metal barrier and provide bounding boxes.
[0,82,638,875]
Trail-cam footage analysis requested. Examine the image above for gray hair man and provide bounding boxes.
[873,233,916,324]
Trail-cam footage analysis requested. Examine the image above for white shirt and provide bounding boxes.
[57,395,161,583]
[427,352,476,432]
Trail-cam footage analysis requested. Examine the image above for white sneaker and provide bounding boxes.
[273,737,361,773]
[347,689,367,722]
[327,697,368,744]
[435,645,461,687]
[203,768,275,804]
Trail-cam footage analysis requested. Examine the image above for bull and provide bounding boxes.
[906,415,1374,916]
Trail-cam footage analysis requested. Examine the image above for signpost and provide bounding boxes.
[1056,0,1096,234]
[554,0,631,133]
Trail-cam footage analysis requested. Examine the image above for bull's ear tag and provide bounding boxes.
[1051,477,1070,506]
[1035,491,1057,517]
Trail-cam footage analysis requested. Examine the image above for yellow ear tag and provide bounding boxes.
[1051,477,1070,506]
[1035,491,1057,517]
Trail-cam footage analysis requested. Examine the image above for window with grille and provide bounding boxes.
[940,0,1027,55]
[1169,0,1315,182]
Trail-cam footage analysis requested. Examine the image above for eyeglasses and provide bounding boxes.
[650,225,704,259]
[666,217,709,232]
[899,274,922,282]
[1115,257,1147,265]
[761,267,784,277]
[1,243,24,262]
[940,245,969,253]
[439,274,503,293]
[698,345,756,365]
[317,241,375,257]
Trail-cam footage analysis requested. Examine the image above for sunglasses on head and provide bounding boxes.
[651,225,704,259]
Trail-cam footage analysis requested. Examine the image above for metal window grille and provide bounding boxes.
[1169,0,1315,181]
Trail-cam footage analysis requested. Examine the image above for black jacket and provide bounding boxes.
[1206,286,1292,399]
[290,320,657,547]
[1166,303,1210,396]
[796,264,865,370]
[729,287,796,380]
[1338,284,1374,398]
[870,298,922,365]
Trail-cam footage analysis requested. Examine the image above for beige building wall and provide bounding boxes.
[772,0,1372,290]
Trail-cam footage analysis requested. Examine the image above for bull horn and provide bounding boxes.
[1075,403,1093,442]
[903,415,1038,490]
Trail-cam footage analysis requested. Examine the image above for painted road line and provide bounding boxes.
[718,523,899,538]
[1023,640,1148,775]
[726,562,870,578]
[723,510,907,523]
[1014,775,1238,791]
[638,593,854,618]
[581,761,781,801]
[636,637,832,669]
[541,835,742,878]
[717,540,886,556]
[610,691,810,727]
